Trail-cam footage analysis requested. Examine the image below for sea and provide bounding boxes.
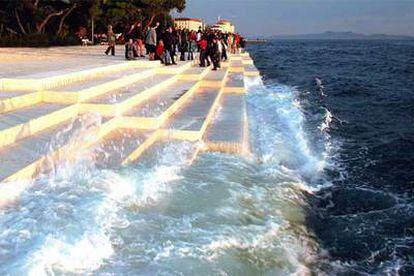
[0,39,413,275]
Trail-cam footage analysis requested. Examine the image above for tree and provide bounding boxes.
[138,0,186,27]
[0,0,187,44]
[102,0,143,30]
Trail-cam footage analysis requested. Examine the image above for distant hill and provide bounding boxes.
[271,31,414,40]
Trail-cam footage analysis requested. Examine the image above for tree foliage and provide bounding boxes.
[0,0,186,40]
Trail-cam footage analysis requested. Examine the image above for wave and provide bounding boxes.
[245,76,336,188]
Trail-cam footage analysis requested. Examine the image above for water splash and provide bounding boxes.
[246,77,329,186]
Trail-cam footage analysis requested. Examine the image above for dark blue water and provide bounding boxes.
[248,40,414,275]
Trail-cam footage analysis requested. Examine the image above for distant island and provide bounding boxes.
[270,31,414,40]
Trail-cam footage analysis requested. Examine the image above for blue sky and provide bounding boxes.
[178,0,414,37]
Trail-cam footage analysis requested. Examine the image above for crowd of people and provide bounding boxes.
[104,22,246,70]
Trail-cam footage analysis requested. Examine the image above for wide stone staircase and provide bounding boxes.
[0,53,259,184]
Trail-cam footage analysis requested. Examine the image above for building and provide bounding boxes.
[174,18,204,31]
[216,19,235,33]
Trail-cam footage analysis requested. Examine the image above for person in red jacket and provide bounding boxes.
[188,31,197,60]
[155,39,165,64]
[235,33,241,53]
[198,36,208,67]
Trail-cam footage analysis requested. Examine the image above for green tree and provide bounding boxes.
[0,0,187,44]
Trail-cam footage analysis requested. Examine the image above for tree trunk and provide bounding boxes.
[36,9,66,34]
[14,9,27,35]
[57,4,77,36]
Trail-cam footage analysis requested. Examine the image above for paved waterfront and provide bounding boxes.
[0,46,137,78]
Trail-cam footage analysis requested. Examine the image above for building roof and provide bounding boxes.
[174,18,202,22]
[217,19,231,24]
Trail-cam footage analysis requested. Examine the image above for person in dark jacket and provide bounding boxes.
[172,28,179,58]
[240,36,246,51]
[163,27,177,65]
[124,25,137,60]
[221,37,228,61]
[210,37,221,70]
[130,22,145,57]
[179,30,188,61]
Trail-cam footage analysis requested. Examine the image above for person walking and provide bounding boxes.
[105,25,116,56]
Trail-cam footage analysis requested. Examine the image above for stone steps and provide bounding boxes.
[125,80,198,118]
[94,129,154,168]
[205,93,249,155]
[0,116,100,182]
[165,88,220,132]
[0,51,258,185]
[0,103,76,149]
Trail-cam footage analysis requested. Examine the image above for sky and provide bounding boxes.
[178,0,414,37]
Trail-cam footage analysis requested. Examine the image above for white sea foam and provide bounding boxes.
[315,77,326,96]
[247,78,328,182]
[28,231,113,275]
[0,180,33,208]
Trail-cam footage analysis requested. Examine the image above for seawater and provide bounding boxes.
[1,40,413,275]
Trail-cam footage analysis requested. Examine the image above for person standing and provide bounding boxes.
[179,30,188,61]
[198,36,208,67]
[221,35,228,61]
[172,28,179,60]
[105,25,116,56]
[240,36,246,52]
[145,22,159,60]
[210,37,221,70]
[188,30,197,60]
[234,33,241,54]
[123,24,137,60]
[163,27,177,65]
[228,34,235,54]
[155,39,165,64]
[196,27,202,52]
[130,22,145,57]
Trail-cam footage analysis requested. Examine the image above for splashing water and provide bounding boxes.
[246,77,332,187]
